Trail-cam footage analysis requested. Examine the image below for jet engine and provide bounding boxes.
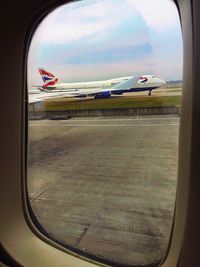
[95,91,111,99]
[112,90,123,95]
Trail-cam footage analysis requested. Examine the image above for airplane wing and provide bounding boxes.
[111,76,140,91]
[28,91,82,103]
[29,76,140,104]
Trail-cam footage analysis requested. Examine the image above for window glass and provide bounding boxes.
[28,0,182,266]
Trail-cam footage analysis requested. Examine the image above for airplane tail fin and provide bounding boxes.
[38,68,58,87]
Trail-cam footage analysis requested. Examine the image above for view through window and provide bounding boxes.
[28,0,182,266]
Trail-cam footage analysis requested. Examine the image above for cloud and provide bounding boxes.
[127,0,180,32]
[32,0,139,45]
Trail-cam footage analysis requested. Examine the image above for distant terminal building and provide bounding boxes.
[166,80,183,88]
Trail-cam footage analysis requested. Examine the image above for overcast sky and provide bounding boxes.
[28,0,183,86]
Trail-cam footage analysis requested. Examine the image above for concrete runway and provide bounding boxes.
[28,115,179,266]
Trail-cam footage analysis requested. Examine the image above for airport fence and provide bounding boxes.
[29,106,181,120]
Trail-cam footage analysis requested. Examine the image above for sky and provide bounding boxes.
[28,0,183,86]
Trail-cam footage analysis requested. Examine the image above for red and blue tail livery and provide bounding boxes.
[38,68,58,87]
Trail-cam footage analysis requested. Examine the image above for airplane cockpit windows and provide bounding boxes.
[27,0,183,266]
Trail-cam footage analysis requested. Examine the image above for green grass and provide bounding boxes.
[44,95,181,111]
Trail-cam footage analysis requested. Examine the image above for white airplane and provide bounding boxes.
[29,68,166,103]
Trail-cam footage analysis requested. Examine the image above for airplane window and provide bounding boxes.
[27,0,182,266]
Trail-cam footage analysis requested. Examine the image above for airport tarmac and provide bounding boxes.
[120,87,182,97]
[28,115,179,266]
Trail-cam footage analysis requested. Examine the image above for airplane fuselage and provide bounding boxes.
[42,76,131,92]
[37,75,165,94]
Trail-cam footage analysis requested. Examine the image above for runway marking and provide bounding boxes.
[29,117,180,123]
[29,123,179,127]
[67,117,179,121]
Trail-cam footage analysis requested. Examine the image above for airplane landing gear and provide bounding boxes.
[148,90,152,96]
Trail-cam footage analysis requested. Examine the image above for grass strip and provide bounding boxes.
[44,95,181,111]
